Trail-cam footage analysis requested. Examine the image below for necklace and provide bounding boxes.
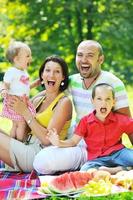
[82,72,101,89]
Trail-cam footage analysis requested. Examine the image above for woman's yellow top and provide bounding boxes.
[35,92,71,140]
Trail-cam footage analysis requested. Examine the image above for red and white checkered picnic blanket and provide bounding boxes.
[0,160,47,199]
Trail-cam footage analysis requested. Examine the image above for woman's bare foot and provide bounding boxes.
[99,166,124,175]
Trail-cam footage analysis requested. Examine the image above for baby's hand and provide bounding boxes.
[47,128,60,146]
[30,78,41,89]
[0,89,8,98]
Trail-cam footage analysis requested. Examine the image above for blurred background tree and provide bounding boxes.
[0,0,133,85]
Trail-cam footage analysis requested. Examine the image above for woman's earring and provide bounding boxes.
[41,80,44,84]
[61,81,64,86]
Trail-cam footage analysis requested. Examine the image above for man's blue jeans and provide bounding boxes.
[80,148,133,171]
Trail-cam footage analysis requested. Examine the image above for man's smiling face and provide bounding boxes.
[76,41,104,79]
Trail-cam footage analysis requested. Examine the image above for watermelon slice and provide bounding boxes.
[48,172,76,193]
[69,171,92,189]
[48,171,93,194]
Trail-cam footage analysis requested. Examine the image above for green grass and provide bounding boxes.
[46,192,133,200]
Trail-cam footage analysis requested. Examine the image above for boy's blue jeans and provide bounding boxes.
[80,148,133,171]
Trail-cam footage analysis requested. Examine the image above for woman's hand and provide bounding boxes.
[7,95,28,116]
[47,128,60,146]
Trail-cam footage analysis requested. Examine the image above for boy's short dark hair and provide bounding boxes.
[92,83,115,99]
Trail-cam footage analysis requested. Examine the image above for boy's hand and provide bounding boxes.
[47,128,60,146]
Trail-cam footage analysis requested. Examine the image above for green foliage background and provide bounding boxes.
[0,0,133,85]
[0,2,133,198]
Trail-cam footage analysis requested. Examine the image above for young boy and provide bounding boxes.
[48,83,133,173]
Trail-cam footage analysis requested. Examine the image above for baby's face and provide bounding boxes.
[14,47,32,70]
[92,87,115,121]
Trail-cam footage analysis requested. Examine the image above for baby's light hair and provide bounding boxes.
[6,41,30,63]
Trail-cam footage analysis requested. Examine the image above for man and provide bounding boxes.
[68,40,130,125]
[33,40,132,174]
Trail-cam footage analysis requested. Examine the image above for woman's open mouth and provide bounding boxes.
[47,81,55,86]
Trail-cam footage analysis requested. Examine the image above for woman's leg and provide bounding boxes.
[33,146,87,174]
[0,130,13,167]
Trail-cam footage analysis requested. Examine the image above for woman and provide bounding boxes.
[0,55,72,172]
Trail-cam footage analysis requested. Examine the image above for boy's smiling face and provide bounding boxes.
[92,86,115,121]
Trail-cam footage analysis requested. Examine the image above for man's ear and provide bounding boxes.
[98,55,104,64]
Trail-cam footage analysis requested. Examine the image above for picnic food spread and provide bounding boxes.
[38,169,133,197]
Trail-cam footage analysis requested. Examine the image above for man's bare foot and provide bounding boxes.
[99,166,124,175]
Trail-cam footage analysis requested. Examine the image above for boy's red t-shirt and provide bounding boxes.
[75,111,133,160]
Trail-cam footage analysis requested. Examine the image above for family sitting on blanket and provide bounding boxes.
[0,40,132,174]
[47,83,133,174]
[33,40,132,174]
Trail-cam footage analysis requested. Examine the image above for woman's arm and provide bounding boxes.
[28,96,72,144]
[47,96,72,136]
[8,96,50,145]
[8,95,73,146]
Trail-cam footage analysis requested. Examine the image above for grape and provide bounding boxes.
[39,181,51,194]
[81,179,112,197]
